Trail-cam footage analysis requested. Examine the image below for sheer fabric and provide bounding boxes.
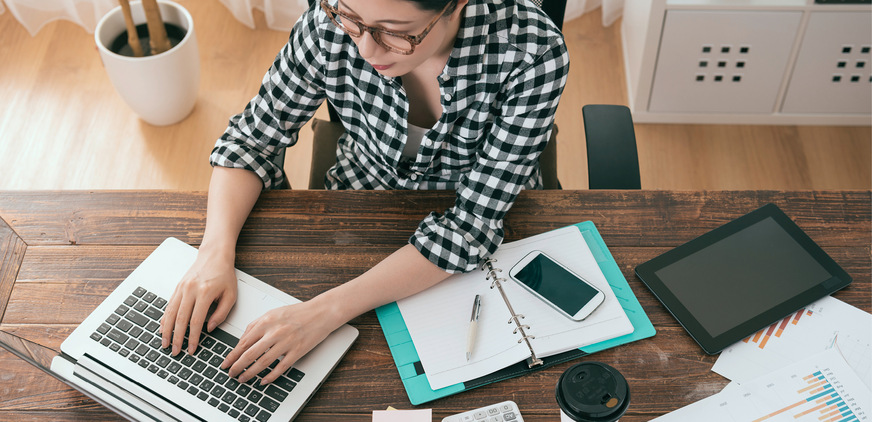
[1,0,625,35]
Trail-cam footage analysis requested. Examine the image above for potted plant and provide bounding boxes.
[95,0,199,126]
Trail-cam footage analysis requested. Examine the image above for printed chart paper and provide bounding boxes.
[712,296,872,389]
[654,348,870,421]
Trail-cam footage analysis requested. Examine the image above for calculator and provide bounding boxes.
[441,400,524,422]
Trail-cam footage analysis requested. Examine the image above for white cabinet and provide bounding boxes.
[622,0,871,125]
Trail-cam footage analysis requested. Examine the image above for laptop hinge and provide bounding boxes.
[78,353,203,422]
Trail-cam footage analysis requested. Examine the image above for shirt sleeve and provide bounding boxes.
[209,6,327,190]
[410,36,570,274]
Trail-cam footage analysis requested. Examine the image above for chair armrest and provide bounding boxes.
[582,104,641,189]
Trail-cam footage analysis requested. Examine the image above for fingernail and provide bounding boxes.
[207,323,215,332]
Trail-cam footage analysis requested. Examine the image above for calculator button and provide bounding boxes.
[487,407,500,415]
[474,410,488,419]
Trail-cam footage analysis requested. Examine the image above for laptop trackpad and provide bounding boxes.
[220,279,298,335]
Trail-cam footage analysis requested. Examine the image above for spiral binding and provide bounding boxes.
[482,258,544,368]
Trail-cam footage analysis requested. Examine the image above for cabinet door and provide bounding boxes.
[648,11,801,114]
[781,12,872,115]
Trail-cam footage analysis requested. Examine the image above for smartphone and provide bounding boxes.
[508,250,605,321]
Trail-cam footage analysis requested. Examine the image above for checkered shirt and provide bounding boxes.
[210,0,569,273]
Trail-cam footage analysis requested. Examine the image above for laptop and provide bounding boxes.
[1,237,358,421]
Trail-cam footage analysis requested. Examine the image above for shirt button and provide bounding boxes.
[410,174,419,181]
[443,93,452,101]
[423,139,432,147]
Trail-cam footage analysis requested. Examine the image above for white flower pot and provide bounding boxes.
[95,0,199,126]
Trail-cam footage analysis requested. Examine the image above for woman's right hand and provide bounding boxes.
[160,248,238,356]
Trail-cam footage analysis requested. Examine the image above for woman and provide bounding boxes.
[160,0,569,386]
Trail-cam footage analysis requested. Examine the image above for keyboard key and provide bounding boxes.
[181,355,196,367]
[197,349,213,362]
[287,368,305,382]
[135,344,150,356]
[178,368,193,380]
[210,327,239,347]
[90,332,102,342]
[248,391,263,404]
[106,329,129,345]
[144,306,163,321]
[239,415,251,422]
[210,356,224,368]
[214,373,229,385]
[132,287,146,297]
[150,338,163,349]
[109,343,121,352]
[209,398,220,407]
[157,356,171,368]
[202,337,216,348]
[192,361,207,373]
[245,403,260,417]
[147,364,159,374]
[97,323,112,334]
[116,319,133,332]
[260,396,280,412]
[143,292,157,303]
[157,370,169,379]
[211,385,226,398]
[107,313,121,325]
[168,362,182,374]
[237,385,251,397]
[145,351,160,362]
[114,305,129,317]
[225,378,240,391]
[126,311,150,327]
[189,374,204,386]
[133,301,148,313]
[154,297,167,309]
[123,295,138,307]
[119,349,130,357]
[203,367,218,379]
[129,326,144,338]
[265,385,288,402]
[201,380,215,392]
[219,403,231,412]
[222,391,238,404]
[213,342,227,354]
[100,338,112,347]
[138,359,149,368]
[197,392,209,401]
[168,375,179,385]
[229,408,241,418]
[146,321,160,333]
[233,397,248,410]
[273,376,296,392]
[139,333,154,344]
[256,409,271,421]
[178,381,189,390]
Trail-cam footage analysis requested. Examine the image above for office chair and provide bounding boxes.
[286,0,640,190]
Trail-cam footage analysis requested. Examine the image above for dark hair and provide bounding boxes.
[408,0,458,14]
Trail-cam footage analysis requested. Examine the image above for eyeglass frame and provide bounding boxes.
[320,0,456,55]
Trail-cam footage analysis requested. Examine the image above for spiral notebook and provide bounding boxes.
[376,221,655,404]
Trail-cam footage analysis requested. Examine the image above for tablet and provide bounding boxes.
[635,203,852,354]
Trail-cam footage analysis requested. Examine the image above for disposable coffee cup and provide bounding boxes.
[556,361,630,422]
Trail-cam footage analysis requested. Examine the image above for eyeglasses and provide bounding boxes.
[320,0,454,55]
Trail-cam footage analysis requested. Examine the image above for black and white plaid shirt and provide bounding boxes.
[211,0,569,273]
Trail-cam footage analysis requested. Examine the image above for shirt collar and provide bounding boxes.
[444,0,492,79]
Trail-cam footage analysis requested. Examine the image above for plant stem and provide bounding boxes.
[118,0,143,57]
[142,0,171,55]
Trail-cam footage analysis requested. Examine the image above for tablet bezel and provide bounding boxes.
[634,203,852,355]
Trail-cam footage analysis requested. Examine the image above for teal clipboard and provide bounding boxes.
[375,221,656,405]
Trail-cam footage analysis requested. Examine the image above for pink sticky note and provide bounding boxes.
[372,408,432,422]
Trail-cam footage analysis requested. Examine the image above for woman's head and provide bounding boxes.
[322,0,468,77]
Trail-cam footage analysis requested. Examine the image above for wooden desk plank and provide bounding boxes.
[1,191,869,248]
[0,216,27,321]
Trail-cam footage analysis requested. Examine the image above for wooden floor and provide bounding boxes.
[1,3,869,191]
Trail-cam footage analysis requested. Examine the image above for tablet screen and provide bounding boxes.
[653,217,832,338]
[635,203,852,354]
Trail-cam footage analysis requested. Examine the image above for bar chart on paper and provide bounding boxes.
[653,348,870,421]
[713,296,872,389]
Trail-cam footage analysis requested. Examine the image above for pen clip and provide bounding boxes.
[470,294,481,321]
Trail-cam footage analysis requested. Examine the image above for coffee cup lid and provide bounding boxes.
[555,362,630,422]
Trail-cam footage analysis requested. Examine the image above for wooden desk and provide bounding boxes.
[1,190,869,421]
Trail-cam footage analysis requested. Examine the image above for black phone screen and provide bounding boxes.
[513,253,599,315]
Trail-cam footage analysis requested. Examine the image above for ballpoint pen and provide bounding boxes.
[466,294,481,361]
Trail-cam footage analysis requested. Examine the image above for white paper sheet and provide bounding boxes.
[397,226,634,390]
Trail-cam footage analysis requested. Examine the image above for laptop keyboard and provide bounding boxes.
[89,286,306,422]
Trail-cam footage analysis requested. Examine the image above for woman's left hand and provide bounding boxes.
[221,300,339,385]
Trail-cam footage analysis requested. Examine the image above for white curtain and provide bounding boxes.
[1,0,624,35]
